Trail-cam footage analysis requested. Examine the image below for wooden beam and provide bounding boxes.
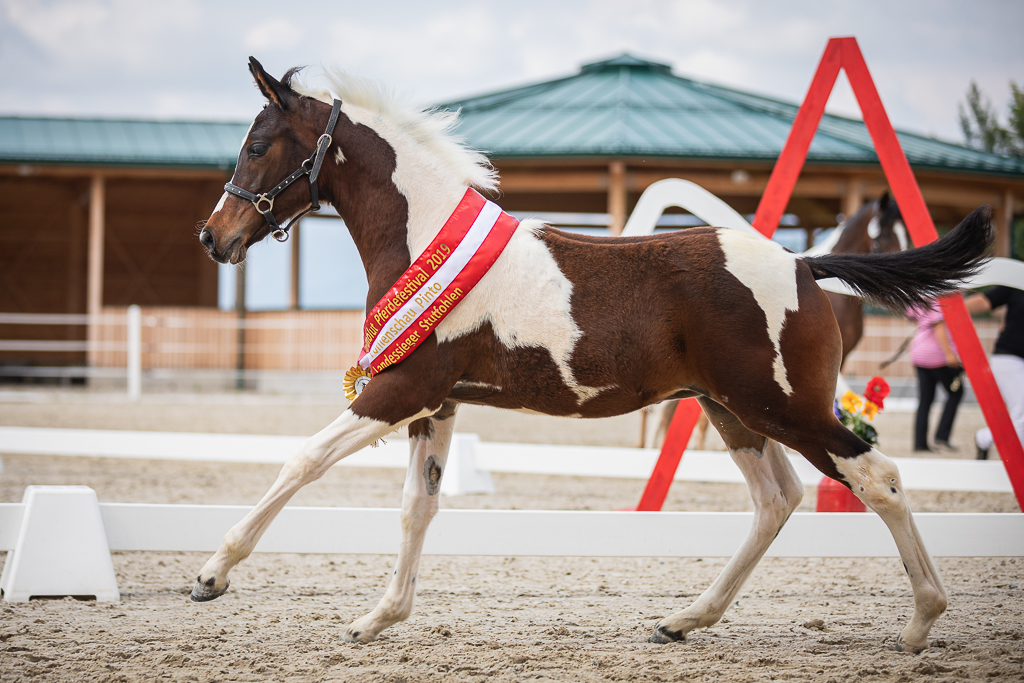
[235,265,247,390]
[498,170,606,192]
[608,161,626,235]
[842,176,865,218]
[995,188,1014,258]
[290,222,301,310]
[918,184,1001,209]
[0,164,229,181]
[86,175,105,367]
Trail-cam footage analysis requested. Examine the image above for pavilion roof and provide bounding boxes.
[440,53,1024,177]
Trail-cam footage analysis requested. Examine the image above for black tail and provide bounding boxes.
[802,205,993,312]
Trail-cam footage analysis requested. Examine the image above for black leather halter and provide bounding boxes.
[224,99,342,242]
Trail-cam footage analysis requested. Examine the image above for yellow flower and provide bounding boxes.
[841,391,862,413]
[862,400,879,420]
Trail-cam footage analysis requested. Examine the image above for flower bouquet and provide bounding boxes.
[834,376,891,446]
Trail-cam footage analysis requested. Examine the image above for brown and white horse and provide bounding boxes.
[193,59,992,653]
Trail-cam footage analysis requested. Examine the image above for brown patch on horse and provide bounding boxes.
[423,455,442,496]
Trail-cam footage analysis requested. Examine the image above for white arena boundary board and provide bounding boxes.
[0,503,1021,558]
[0,426,1013,493]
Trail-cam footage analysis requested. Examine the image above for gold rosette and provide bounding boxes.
[343,366,372,402]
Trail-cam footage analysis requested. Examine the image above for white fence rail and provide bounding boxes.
[1,500,1021,558]
[3,488,1020,600]
[0,426,1014,494]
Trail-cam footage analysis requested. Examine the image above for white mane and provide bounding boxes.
[292,69,498,193]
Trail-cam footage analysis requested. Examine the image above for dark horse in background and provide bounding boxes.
[827,193,907,365]
[192,59,992,653]
[651,194,907,449]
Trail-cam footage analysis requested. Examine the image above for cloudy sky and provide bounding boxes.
[2,0,1023,144]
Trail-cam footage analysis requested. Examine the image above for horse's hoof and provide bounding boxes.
[340,628,374,644]
[893,635,926,654]
[649,623,685,644]
[189,575,229,602]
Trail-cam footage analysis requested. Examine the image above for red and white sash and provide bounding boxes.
[357,188,519,376]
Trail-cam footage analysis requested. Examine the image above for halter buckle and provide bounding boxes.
[254,194,274,213]
[317,133,333,150]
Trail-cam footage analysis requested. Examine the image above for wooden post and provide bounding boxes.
[994,188,1014,258]
[289,221,301,310]
[66,196,86,370]
[86,175,105,367]
[608,161,627,235]
[234,265,247,390]
[842,176,864,220]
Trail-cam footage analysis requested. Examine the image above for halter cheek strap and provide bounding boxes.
[224,98,343,242]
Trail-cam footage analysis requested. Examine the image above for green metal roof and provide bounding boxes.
[2,54,1022,179]
[0,116,248,169]
[441,54,1024,177]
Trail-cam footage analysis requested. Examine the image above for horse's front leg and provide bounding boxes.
[190,380,436,602]
[342,401,458,643]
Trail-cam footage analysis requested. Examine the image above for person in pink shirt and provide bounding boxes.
[908,300,963,452]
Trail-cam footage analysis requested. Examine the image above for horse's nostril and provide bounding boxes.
[199,229,216,251]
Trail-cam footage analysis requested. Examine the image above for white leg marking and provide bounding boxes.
[829,448,947,651]
[194,409,423,597]
[344,409,458,643]
[717,229,800,395]
[655,439,803,640]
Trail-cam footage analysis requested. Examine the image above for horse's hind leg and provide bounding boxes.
[342,401,459,643]
[651,398,803,643]
[825,441,947,652]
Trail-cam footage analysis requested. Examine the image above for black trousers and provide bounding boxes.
[914,365,964,450]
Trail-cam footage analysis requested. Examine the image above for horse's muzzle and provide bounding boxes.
[199,228,216,252]
[200,229,246,264]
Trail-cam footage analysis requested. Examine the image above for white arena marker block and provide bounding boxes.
[441,433,494,496]
[0,486,119,602]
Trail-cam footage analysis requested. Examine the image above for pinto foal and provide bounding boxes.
[193,59,991,653]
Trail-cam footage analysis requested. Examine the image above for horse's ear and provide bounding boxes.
[878,191,892,212]
[248,57,296,111]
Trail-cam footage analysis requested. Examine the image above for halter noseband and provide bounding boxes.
[224,99,342,242]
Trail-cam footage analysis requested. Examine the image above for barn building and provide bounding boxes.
[1,54,1022,386]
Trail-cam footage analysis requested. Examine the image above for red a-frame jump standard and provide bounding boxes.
[634,36,1024,511]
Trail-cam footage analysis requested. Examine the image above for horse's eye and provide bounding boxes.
[248,142,270,157]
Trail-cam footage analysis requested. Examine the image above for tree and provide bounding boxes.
[959,80,1024,158]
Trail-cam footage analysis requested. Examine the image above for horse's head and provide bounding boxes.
[870,192,908,254]
[832,199,878,254]
[200,58,335,264]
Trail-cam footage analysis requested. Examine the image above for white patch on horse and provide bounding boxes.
[334,148,346,164]
[867,216,881,239]
[894,220,909,251]
[212,119,257,220]
[211,192,229,216]
[302,77,609,406]
[453,380,502,392]
[717,229,799,396]
[435,219,614,404]
[826,448,902,504]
